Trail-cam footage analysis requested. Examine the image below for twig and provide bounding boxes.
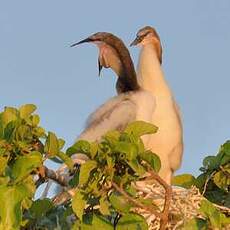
[52,188,76,205]
[220,165,230,179]
[147,171,172,230]
[111,181,162,218]
[202,171,216,195]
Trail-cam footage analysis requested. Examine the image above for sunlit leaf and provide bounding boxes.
[172,174,196,189]
[2,107,18,127]
[31,114,40,126]
[72,190,86,221]
[139,150,161,172]
[12,151,42,183]
[114,142,138,161]
[109,192,132,213]
[184,218,207,230]
[213,166,230,191]
[124,121,158,137]
[99,197,110,216]
[0,183,31,229]
[58,138,65,150]
[79,160,97,185]
[44,132,59,156]
[67,140,91,157]
[19,104,36,119]
[0,156,8,176]
[57,151,74,170]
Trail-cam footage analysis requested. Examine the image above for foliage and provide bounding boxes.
[0,104,229,229]
[0,105,160,230]
[0,104,73,230]
[173,140,230,229]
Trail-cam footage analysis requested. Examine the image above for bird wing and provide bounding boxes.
[78,93,137,142]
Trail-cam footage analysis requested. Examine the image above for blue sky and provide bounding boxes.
[1,0,230,175]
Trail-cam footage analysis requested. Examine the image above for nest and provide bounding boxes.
[134,183,230,230]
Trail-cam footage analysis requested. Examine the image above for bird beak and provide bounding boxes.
[130,36,142,46]
[70,37,93,47]
[98,59,103,77]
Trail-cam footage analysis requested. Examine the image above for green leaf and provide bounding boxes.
[58,138,65,150]
[139,150,161,172]
[220,140,230,156]
[57,151,74,170]
[124,121,158,137]
[79,160,97,185]
[103,130,120,146]
[15,125,31,141]
[199,200,223,228]
[29,198,53,218]
[2,107,18,127]
[72,190,86,221]
[31,114,40,126]
[67,140,91,157]
[19,104,36,119]
[126,159,146,176]
[213,166,230,191]
[114,142,138,161]
[89,142,98,159]
[109,192,132,213]
[44,132,59,156]
[183,218,207,230]
[116,213,148,230]
[12,151,42,183]
[0,183,31,230]
[80,213,113,230]
[0,156,8,176]
[203,155,220,170]
[99,197,110,215]
[172,174,196,189]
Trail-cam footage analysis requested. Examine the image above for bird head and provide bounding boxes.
[71,32,123,77]
[130,26,162,63]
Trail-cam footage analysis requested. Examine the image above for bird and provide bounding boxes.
[44,32,156,198]
[130,26,183,184]
[71,32,156,150]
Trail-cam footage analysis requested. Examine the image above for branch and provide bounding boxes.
[43,166,68,186]
[111,181,161,218]
[148,171,172,230]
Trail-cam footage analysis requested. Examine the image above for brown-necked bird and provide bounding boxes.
[130,26,183,184]
[71,32,155,147]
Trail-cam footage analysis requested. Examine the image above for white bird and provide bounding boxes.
[71,32,155,147]
[130,26,183,184]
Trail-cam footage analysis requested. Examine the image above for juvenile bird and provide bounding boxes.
[71,32,155,148]
[130,26,183,184]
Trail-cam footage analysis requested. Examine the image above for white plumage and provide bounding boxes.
[131,26,183,184]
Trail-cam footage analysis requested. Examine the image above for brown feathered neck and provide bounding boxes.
[96,33,140,93]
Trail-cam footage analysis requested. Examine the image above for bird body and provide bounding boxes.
[79,90,155,144]
[71,32,155,149]
[131,27,183,184]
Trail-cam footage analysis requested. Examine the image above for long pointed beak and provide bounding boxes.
[130,36,142,46]
[98,59,103,77]
[70,37,93,47]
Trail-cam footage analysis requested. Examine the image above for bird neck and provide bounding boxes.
[116,66,140,93]
[137,43,171,96]
[111,40,140,93]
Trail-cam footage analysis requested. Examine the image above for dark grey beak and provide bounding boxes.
[130,36,143,46]
[98,59,103,76]
[70,37,93,47]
